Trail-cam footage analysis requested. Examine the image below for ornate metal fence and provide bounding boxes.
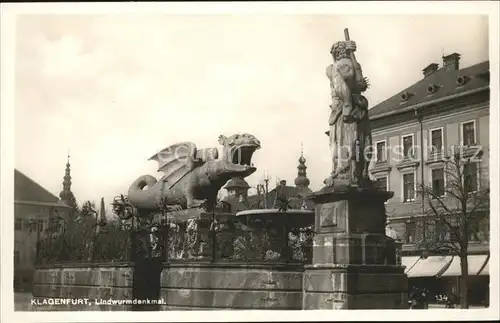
[35,213,314,266]
[35,223,131,265]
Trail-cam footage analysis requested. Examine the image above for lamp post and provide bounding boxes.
[264,170,270,209]
[414,108,426,243]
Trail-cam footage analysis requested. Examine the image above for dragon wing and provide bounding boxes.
[148,142,197,188]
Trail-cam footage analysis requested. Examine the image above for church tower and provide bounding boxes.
[294,143,310,191]
[59,154,78,210]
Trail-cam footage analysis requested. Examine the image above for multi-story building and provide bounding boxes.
[14,158,77,291]
[369,53,490,305]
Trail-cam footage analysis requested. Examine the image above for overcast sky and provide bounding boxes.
[13,13,489,208]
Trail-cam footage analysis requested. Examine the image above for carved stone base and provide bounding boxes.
[160,264,304,310]
[312,233,397,265]
[303,264,408,309]
[305,186,408,309]
[307,186,392,236]
[32,265,134,311]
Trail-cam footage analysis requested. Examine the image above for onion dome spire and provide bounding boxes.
[294,143,310,188]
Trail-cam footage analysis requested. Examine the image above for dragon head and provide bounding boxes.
[217,133,261,177]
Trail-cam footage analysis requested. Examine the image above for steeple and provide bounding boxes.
[294,143,310,188]
[59,152,78,210]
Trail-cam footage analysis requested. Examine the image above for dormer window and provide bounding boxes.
[400,91,413,102]
[456,75,470,87]
[427,84,440,95]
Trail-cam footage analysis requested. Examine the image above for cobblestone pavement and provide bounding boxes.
[16,292,486,311]
[427,304,487,309]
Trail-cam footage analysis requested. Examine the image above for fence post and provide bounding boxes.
[283,214,289,263]
[211,211,216,262]
[164,219,168,263]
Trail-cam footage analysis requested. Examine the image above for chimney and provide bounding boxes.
[423,63,439,78]
[442,53,461,72]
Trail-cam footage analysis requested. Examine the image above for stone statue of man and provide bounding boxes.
[325,38,373,187]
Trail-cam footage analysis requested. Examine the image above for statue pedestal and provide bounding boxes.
[303,185,408,309]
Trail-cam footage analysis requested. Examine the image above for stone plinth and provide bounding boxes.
[159,263,304,310]
[32,263,134,311]
[304,185,408,309]
[303,264,408,309]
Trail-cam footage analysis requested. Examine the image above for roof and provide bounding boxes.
[15,200,72,208]
[224,177,251,190]
[368,60,489,119]
[14,169,60,203]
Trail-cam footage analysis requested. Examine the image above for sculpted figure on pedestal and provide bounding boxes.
[325,29,373,188]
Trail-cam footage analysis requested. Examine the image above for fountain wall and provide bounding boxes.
[32,210,315,311]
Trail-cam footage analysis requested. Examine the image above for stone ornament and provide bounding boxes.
[127,134,260,213]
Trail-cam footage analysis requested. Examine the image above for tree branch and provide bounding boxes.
[422,185,463,250]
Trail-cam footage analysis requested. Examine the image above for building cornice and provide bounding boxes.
[425,153,448,167]
[371,103,489,136]
[387,206,489,222]
[370,85,489,121]
[396,159,420,172]
[371,163,392,174]
[14,200,72,209]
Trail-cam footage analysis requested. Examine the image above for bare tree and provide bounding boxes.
[79,200,97,217]
[417,151,489,309]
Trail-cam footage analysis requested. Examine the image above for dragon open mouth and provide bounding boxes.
[231,145,258,166]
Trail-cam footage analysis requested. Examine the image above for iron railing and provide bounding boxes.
[35,213,314,266]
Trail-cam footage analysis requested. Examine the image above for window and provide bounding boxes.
[430,128,443,154]
[461,121,476,146]
[377,176,388,191]
[403,173,416,202]
[37,219,44,232]
[402,135,414,159]
[469,228,481,242]
[424,219,437,244]
[431,168,445,197]
[15,219,23,231]
[477,217,489,242]
[14,250,20,264]
[464,162,478,193]
[405,220,416,244]
[450,226,460,243]
[14,241,20,264]
[435,221,449,241]
[376,141,387,163]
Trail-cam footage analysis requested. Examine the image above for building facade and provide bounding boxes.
[369,53,490,305]
[14,159,77,291]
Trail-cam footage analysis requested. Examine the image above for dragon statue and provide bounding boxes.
[128,133,260,213]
